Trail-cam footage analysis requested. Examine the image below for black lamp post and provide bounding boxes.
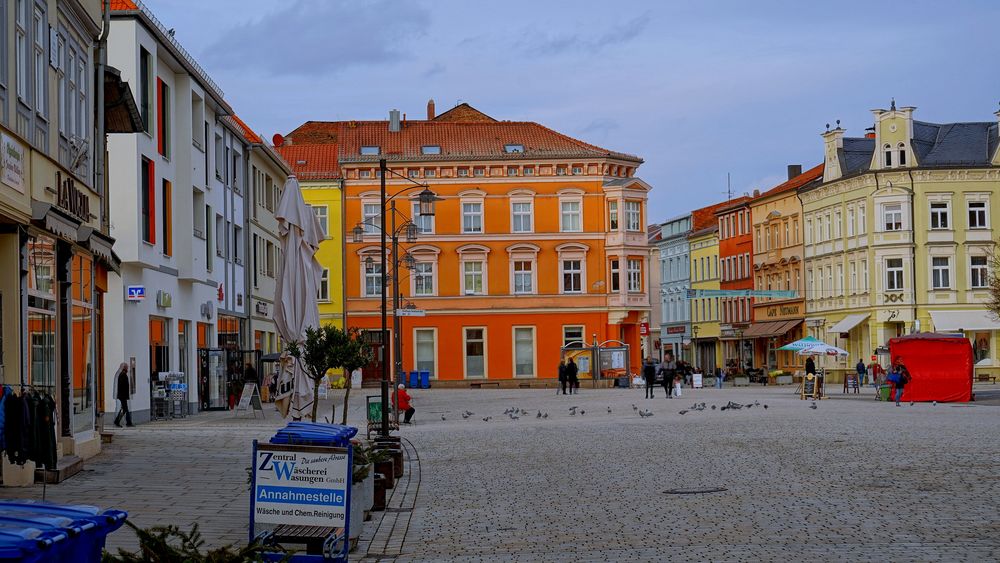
[357,159,439,438]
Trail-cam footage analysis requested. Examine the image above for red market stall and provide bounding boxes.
[888,333,973,402]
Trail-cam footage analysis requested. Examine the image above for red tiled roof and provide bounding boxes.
[691,197,748,232]
[108,0,138,11]
[282,104,643,177]
[757,163,824,200]
[275,144,341,180]
[226,114,263,144]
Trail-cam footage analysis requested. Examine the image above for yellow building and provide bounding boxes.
[801,102,1000,381]
[688,223,722,373]
[276,144,346,329]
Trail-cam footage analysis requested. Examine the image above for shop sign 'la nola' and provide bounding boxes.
[52,171,91,222]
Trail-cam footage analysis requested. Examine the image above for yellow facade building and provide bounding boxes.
[688,226,721,374]
[801,102,1000,381]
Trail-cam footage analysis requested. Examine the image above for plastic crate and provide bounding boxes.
[270,422,358,448]
[0,501,126,563]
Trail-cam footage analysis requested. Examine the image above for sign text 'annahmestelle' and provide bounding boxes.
[253,444,350,529]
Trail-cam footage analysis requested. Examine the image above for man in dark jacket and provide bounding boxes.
[659,354,677,398]
[805,356,816,376]
[566,358,579,394]
[643,358,656,399]
[113,362,134,427]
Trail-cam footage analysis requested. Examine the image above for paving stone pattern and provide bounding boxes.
[0,384,997,561]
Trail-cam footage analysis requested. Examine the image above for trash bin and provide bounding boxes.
[270,421,358,447]
[408,371,419,389]
[419,371,430,389]
[0,501,127,563]
[877,384,892,401]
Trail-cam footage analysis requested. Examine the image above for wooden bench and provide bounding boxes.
[976,373,998,384]
[259,524,347,558]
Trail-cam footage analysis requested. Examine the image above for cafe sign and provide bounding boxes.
[54,171,90,222]
[763,302,802,319]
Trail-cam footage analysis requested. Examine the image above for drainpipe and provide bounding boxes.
[907,169,918,333]
[340,178,347,329]
[244,144,254,352]
[97,0,110,233]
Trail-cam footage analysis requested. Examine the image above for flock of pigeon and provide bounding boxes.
[439,400,777,422]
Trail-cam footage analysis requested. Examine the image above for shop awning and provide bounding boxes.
[77,226,120,273]
[828,313,870,334]
[743,319,801,338]
[929,310,1000,332]
[31,201,81,242]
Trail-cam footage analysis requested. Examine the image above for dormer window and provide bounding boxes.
[572,166,583,175]
[458,167,469,177]
[898,142,906,166]
[883,144,892,167]
[507,166,518,176]
[556,166,567,176]
[523,166,534,176]
[408,169,420,179]
[360,146,380,156]
[504,144,524,153]
[473,167,484,177]
[421,145,441,155]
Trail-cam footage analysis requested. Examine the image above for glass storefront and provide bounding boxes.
[198,348,227,410]
[27,236,57,390]
[71,254,95,435]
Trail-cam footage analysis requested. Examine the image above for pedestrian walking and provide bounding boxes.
[113,362,134,427]
[890,359,911,406]
[642,358,656,399]
[566,358,579,394]
[660,353,677,398]
[558,360,568,395]
[849,358,865,394]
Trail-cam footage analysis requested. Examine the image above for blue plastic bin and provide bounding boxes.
[408,371,419,389]
[420,371,430,389]
[0,501,127,563]
[269,422,358,448]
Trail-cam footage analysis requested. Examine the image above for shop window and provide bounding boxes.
[464,328,485,377]
[415,329,435,377]
[514,327,535,376]
[973,332,990,363]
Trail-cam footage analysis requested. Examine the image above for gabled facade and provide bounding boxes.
[283,102,650,384]
[747,164,822,373]
[687,200,735,374]
[802,102,1000,380]
[657,213,692,363]
[714,196,752,370]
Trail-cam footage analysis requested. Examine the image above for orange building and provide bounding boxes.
[281,102,651,384]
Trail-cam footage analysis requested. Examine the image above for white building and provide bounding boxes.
[105,1,253,421]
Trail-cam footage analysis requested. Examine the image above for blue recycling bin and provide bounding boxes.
[269,422,358,448]
[408,371,419,389]
[419,371,430,389]
[0,500,127,563]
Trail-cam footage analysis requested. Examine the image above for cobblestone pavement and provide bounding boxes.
[0,384,997,561]
[397,383,1000,562]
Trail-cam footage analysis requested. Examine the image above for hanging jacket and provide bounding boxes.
[0,386,8,453]
[33,394,57,470]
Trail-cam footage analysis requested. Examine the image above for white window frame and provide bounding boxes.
[462,260,485,295]
[563,325,585,348]
[931,256,951,290]
[625,200,641,232]
[968,200,989,229]
[970,255,989,289]
[610,258,621,292]
[847,208,855,237]
[561,259,583,294]
[858,205,866,234]
[608,200,619,231]
[930,202,950,230]
[512,260,534,294]
[312,205,329,238]
[510,197,533,233]
[627,258,642,292]
[362,257,383,297]
[413,328,437,378]
[898,142,907,167]
[557,244,588,294]
[463,327,487,378]
[883,143,893,168]
[560,198,583,233]
[413,261,435,297]
[805,218,812,245]
[886,258,904,291]
[318,269,330,301]
[15,0,28,102]
[362,201,381,234]
[512,326,536,377]
[883,203,903,231]
[462,200,484,234]
[412,201,434,234]
[32,4,45,117]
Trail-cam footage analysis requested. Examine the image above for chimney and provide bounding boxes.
[787,164,802,180]
[752,189,760,197]
[427,99,436,120]
[389,109,401,132]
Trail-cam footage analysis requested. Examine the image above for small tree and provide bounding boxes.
[988,248,1000,321]
[287,325,373,423]
[333,327,374,425]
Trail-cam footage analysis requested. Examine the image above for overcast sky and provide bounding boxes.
[142,0,1000,223]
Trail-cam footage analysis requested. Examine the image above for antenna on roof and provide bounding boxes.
[723,172,734,201]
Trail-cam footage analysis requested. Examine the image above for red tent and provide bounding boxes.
[888,333,973,402]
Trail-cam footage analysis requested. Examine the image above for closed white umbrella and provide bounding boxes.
[273,175,325,420]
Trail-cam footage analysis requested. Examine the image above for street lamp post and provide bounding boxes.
[691,325,700,371]
[356,158,437,438]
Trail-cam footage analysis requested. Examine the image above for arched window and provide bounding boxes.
[883,144,893,167]
[897,142,906,166]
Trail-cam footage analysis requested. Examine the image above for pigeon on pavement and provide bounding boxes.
[608,407,612,414]
[542,413,548,419]
[537,411,542,418]
[711,405,717,410]
[441,415,446,421]
[679,410,688,415]
[482,416,491,422]
[580,410,585,416]
[809,403,818,410]
[763,405,768,410]
[461,413,470,419]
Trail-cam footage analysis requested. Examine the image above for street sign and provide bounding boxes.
[639,322,649,336]
[126,285,145,301]
[686,289,798,299]
[395,309,426,317]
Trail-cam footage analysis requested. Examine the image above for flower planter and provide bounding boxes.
[375,460,395,489]
[374,440,404,479]
[372,473,387,511]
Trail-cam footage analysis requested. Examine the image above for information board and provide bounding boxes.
[692,373,703,388]
[235,383,263,417]
[801,374,818,399]
[251,443,352,532]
